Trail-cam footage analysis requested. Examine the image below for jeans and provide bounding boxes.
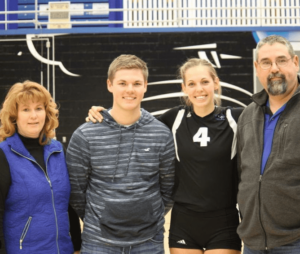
[243,238,300,254]
[80,229,164,254]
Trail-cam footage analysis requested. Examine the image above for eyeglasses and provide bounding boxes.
[258,57,292,70]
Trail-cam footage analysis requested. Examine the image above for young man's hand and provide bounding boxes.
[86,106,105,123]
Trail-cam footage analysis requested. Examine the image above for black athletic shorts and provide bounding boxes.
[169,203,241,251]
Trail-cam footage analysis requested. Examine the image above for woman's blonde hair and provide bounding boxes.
[179,58,222,107]
[0,81,58,145]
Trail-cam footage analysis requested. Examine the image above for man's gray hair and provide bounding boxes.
[255,35,295,61]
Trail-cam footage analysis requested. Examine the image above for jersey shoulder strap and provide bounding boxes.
[228,107,244,122]
[171,108,186,162]
[225,107,243,159]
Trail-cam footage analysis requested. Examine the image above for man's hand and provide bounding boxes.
[73,251,80,254]
[86,106,105,123]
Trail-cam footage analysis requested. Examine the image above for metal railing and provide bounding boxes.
[1,0,300,31]
[0,2,110,30]
[123,0,300,28]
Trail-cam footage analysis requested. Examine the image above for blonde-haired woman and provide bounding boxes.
[0,81,81,254]
[160,58,242,254]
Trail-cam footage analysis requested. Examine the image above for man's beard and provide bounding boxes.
[267,73,287,95]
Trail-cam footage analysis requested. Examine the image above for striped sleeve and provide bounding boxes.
[159,131,175,215]
[66,126,91,219]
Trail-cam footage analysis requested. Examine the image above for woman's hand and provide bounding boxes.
[85,106,105,123]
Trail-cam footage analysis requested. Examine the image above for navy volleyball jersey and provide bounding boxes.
[159,106,243,212]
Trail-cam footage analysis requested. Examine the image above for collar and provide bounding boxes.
[264,99,287,117]
[6,132,61,158]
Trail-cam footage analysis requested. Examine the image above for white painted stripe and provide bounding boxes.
[211,51,221,68]
[219,95,247,107]
[26,34,80,77]
[172,109,185,161]
[198,51,217,67]
[220,54,242,59]
[220,82,253,96]
[226,109,237,159]
[142,92,185,101]
[173,43,217,50]
[148,79,182,85]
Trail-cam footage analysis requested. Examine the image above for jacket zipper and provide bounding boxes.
[67,212,71,237]
[257,106,268,250]
[279,123,288,158]
[258,175,268,250]
[20,216,32,249]
[11,148,61,254]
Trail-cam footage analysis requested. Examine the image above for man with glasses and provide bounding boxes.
[237,35,300,253]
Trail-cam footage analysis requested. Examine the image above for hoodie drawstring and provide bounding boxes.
[124,124,136,177]
[112,124,137,182]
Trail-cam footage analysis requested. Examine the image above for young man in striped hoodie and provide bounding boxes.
[67,54,175,254]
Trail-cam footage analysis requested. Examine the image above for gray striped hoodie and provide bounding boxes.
[66,108,175,247]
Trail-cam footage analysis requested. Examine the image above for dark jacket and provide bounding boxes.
[237,83,300,250]
[0,133,73,254]
[67,108,175,247]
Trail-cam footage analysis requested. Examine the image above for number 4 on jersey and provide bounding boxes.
[193,127,210,147]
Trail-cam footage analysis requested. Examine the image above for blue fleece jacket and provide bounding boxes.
[67,108,175,247]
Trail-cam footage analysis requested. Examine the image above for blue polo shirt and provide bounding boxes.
[261,100,286,175]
